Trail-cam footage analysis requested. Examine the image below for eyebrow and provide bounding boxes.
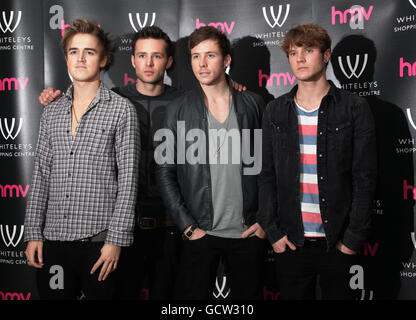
[68,47,98,52]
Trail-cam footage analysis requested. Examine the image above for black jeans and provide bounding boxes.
[174,234,265,300]
[275,238,357,300]
[114,226,182,300]
[36,240,115,300]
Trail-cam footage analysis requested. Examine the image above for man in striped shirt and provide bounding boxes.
[258,24,376,299]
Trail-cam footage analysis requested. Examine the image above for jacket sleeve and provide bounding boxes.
[257,103,286,244]
[154,98,197,233]
[342,97,377,252]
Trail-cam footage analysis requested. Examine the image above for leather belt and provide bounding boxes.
[137,217,176,230]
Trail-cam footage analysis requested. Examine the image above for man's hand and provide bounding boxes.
[38,87,62,106]
[231,80,247,92]
[336,241,356,255]
[183,225,206,240]
[272,235,296,253]
[25,241,44,268]
[241,222,266,239]
[90,243,121,281]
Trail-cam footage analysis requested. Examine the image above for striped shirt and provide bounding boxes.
[295,99,325,238]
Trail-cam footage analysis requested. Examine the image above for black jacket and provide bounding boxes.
[258,82,377,252]
[113,84,184,219]
[155,83,265,232]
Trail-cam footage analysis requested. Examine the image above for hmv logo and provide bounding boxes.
[258,69,296,87]
[337,54,368,79]
[0,118,23,141]
[0,184,29,198]
[0,291,31,300]
[129,12,156,32]
[331,5,374,25]
[0,77,29,91]
[196,18,235,35]
[400,57,416,78]
[0,225,24,248]
[0,11,22,33]
[262,4,290,28]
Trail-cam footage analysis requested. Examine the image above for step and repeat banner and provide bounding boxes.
[1,0,415,300]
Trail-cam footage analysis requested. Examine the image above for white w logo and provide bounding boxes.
[0,225,24,248]
[410,0,416,9]
[0,11,22,33]
[337,54,368,79]
[0,118,23,140]
[128,12,156,32]
[411,232,416,249]
[406,108,416,130]
[262,4,290,28]
[213,276,230,299]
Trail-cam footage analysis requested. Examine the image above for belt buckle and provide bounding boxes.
[139,217,158,230]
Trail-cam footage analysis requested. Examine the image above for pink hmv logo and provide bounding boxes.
[196,18,235,34]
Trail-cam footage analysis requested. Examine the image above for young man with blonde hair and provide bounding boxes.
[24,19,139,300]
[258,24,377,299]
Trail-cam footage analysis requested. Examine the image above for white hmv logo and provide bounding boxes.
[0,225,24,248]
[213,276,230,299]
[128,12,156,32]
[337,54,368,79]
[0,11,22,33]
[0,118,23,140]
[262,4,290,28]
[410,0,416,9]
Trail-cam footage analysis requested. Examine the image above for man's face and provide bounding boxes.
[288,44,330,82]
[131,38,173,85]
[190,39,230,86]
[66,33,107,83]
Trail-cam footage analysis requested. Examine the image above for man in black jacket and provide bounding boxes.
[155,26,266,300]
[258,24,377,300]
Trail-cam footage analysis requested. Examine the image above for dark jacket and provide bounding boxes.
[258,81,377,252]
[155,83,265,232]
[112,84,184,220]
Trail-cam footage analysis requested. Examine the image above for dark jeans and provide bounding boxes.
[174,234,265,300]
[36,240,115,300]
[275,238,357,300]
[114,226,182,300]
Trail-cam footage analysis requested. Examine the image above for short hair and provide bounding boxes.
[188,26,231,57]
[61,19,113,67]
[131,26,173,57]
[280,23,332,56]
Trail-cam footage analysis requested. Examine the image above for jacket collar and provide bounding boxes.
[283,80,340,106]
[195,74,242,118]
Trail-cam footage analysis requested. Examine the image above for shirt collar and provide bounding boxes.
[63,81,111,110]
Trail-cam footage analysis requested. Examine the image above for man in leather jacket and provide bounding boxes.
[258,24,377,300]
[155,26,267,300]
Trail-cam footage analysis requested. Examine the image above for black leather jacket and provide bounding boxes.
[258,82,377,252]
[155,83,265,232]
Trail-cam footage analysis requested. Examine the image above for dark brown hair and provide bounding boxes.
[188,26,231,57]
[280,23,331,56]
[61,19,113,67]
[131,25,173,57]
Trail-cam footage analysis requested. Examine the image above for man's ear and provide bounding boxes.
[323,49,331,64]
[166,56,173,70]
[100,55,108,69]
[131,54,136,69]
